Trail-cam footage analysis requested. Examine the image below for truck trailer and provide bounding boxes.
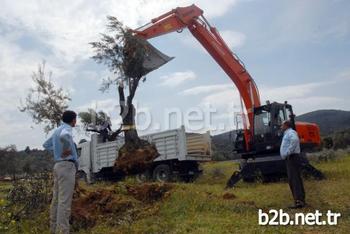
[77,126,212,183]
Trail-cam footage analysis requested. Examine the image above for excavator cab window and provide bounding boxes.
[254,110,271,136]
[252,103,295,153]
[285,107,293,120]
[277,109,286,125]
[271,104,293,127]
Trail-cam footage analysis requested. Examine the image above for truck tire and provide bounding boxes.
[153,164,171,182]
[242,176,255,183]
[182,174,197,183]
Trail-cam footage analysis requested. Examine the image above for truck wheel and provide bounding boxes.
[242,176,255,183]
[136,170,151,183]
[182,175,195,183]
[153,164,171,182]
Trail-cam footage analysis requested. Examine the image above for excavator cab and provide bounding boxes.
[252,102,294,155]
[234,102,295,155]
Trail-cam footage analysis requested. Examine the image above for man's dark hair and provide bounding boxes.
[282,120,292,128]
[62,110,77,124]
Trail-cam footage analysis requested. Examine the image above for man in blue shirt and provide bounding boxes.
[280,120,305,209]
[43,110,78,234]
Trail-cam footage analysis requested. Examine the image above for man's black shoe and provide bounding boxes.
[288,201,305,209]
[288,204,303,209]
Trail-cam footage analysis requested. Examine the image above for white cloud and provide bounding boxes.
[190,0,240,18]
[179,33,205,52]
[0,0,239,63]
[0,0,240,106]
[0,37,40,113]
[180,29,246,52]
[199,80,343,115]
[201,88,241,108]
[181,84,232,95]
[159,71,197,87]
[76,98,120,114]
[260,82,331,102]
[338,69,350,81]
[288,96,343,116]
[220,30,246,49]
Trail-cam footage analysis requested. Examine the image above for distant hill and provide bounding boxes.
[296,109,350,136]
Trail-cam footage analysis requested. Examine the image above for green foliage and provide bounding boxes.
[78,109,110,128]
[308,148,350,163]
[322,136,333,149]
[19,61,71,133]
[321,128,350,150]
[211,131,239,161]
[7,173,51,216]
[333,129,350,149]
[90,16,159,145]
[0,146,19,178]
[0,145,54,178]
[90,16,149,92]
[0,173,51,232]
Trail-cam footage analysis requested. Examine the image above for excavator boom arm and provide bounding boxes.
[133,4,261,150]
[133,5,203,39]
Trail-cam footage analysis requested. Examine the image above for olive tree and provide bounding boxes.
[90,16,171,173]
[19,62,71,133]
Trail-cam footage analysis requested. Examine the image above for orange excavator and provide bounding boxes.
[133,4,324,186]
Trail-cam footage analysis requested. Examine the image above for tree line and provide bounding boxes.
[0,145,54,179]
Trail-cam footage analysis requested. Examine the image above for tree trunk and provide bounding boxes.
[114,82,159,175]
[123,103,140,144]
[118,82,141,144]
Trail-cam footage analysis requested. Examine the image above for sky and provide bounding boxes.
[0,0,349,150]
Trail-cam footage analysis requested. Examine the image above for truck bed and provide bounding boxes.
[90,126,211,173]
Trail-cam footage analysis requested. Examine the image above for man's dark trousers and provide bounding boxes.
[286,154,305,204]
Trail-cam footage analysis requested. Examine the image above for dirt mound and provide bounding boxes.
[71,183,172,230]
[114,140,159,175]
[72,189,134,229]
[126,183,173,203]
[222,192,236,200]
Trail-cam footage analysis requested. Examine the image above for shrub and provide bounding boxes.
[1,172,51,227]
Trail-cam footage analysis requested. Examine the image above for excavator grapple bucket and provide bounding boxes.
[142,41,174,76]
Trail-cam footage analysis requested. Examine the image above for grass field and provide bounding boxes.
[1,153,349,233]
